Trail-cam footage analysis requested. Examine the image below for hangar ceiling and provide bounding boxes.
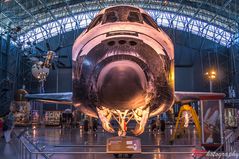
[1,0,239,114]
[0,0,239,47]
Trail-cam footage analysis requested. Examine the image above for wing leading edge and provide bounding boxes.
[25,92,73,105]
[175,91,225,104]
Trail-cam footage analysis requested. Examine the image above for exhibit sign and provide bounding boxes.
[200,100,224,145]
[224,108,238,128]
[44,111,61,126]
[107,136,141,154]
[14,101,31,126]
[31,110,40,125]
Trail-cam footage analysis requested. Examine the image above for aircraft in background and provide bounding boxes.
[26,5,224,136]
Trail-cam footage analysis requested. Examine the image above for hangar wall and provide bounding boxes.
[0,36,20,115]
[1,27,237,114]
[25,28,231,94]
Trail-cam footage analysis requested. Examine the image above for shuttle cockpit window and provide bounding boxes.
[87,15,103,31]
[127,11,141,23]
[142,14,158,30]
[105,11,118,23]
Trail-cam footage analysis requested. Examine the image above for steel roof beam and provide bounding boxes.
[169,0,184,26]
[1,12,13,23]
[185,0,208,28]
[38,0,64,32]
[63,0,80,29]
[201,0,233,32]
[14,0,48,39]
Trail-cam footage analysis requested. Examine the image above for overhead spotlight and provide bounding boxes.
[23,51,29,56]
[11,26,21,32]
[205,69,216,92]
[205,70,216,80]
[15,26,21,32]
[162,0,169,6]
[32,41,37,46]
[26,41,32,46]
[17,42,23,47]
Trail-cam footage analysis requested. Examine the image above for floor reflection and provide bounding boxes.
[12,125,199,159]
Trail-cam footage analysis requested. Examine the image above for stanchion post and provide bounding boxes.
[25,147,27,159]
[20,142,22,159]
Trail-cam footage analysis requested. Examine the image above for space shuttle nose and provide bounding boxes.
[97,60,147,110]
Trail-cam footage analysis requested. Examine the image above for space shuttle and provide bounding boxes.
[26,5,224,136]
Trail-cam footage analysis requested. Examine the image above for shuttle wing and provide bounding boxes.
[175,91,225,103]
[25,92,73,105]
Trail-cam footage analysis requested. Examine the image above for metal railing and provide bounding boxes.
[13,127,239,159]
[204,129,239,159]
[19,131,51,159]
[13,128,199,159]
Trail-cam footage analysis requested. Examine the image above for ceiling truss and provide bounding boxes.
[0,0,238,47]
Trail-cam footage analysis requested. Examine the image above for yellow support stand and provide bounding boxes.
[170,104,201,144]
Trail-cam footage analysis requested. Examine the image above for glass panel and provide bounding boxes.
[87,15,102,31]
[105,12,117,23]
[18,11,234,47]
[142,14,158,29]
[128,12,140,22]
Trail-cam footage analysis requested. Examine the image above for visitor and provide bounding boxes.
[92,118,98,132]
[72,111,79,128]
[0,118,3,138]
[3,105,16,143]
[150,119,156,132]
[83,118,89,132]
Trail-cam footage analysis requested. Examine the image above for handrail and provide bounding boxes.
[26,150,201,155]
[211,129,236,159]
[54,144,197,148]
[17,135,204,158]
[18,129,50,159]
[16,128,238,159]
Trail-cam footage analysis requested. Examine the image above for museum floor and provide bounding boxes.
[0,125,238,159]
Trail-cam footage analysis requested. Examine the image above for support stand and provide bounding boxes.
[170,104,201,144]
[38,80,45,120]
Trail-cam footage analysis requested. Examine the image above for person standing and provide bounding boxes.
[92,118,98,132]
[3,106,16,143]
[83,118,89,132]
[0,118,3,138]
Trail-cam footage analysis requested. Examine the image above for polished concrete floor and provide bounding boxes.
[0,126,239,159]
[1,125,238,159]
[0,137,18,159]
[0,125,201,159]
